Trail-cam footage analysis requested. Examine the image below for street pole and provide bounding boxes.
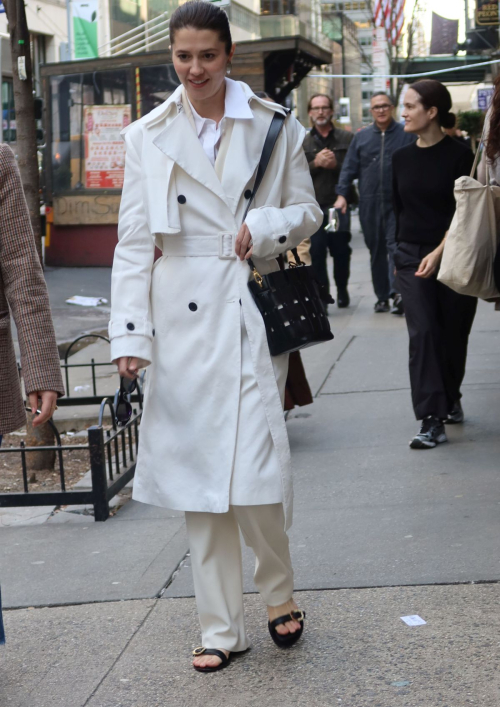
[465,0,471,34]
[66,0,72,59]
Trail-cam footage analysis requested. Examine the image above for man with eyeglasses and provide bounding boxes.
[303,93,355,309]
[334,92,416,314]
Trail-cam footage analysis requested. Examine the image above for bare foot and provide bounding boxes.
[193,648,230,670]
[267,598,302,636]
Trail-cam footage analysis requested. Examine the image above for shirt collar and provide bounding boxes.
[188,78,253,137]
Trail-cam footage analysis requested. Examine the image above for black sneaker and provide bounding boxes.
[445,400,464,425]
[410,416,447,449]
[337,288,350,308]
[391,293,404,315]
[374,300,390,313]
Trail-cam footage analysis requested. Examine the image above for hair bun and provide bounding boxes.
[441,111,456,130]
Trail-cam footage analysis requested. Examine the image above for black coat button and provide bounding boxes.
[152,329,155,336]
[244,189,252,199]
[188,302,198,312]
[279,236,287,244]
[178,195,186,204]
[127,322,135,331]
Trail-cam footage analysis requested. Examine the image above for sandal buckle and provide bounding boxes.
[193,646,206,656]
[291,609,305,621]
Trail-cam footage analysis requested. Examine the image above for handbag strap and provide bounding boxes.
[471,118,489,178]
[243,111,303,278]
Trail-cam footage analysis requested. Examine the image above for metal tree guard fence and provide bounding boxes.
[0,335,145,521]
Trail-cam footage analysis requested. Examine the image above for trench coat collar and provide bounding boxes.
[220,82,288,215]
[143,81,287,213]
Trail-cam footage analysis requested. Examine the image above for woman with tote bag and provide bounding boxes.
[109,1,322,673]
[392,80,477,450]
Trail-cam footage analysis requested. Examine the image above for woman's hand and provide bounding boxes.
[235,223,254,261]
[116,357,140,379]
[29,390,58,427]
[415,247,443,279]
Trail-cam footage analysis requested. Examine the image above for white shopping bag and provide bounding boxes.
[438,157,500,300]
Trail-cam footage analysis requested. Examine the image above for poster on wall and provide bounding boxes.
[84,105,132,189]
[73,0,99,59]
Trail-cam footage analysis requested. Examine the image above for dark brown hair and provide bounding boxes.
[170,0,233,55]
[486,73,500,162]
[410,79,455,129]
[307,93,333,112]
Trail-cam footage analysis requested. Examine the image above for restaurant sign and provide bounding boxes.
[476,0,499,26]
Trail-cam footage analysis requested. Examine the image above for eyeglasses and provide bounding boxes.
[371,104,392,112]
[309,107,332,113]
[115,376,137,426]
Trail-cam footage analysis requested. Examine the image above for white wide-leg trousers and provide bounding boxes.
[185,503,294,652]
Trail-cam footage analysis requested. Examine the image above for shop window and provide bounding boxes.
[50,69,132,193]
[261,0,295,14]
[139,64,180,117]
[2,80,16,143]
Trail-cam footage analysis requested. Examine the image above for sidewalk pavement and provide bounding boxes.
[2,221,500,706]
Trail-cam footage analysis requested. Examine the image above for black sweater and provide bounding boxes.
[392,135,474,245]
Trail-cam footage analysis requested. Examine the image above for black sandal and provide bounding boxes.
[268,609,306,648]
[192,646,231,673]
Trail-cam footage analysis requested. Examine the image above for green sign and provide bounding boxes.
[73,0,98,59]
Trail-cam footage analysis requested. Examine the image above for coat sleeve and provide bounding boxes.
[335,134,360,198]
[108,127,155,366]
[0,145,64,397]
[244,116,323,260]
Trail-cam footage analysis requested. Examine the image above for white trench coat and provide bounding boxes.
[109,81,322,529]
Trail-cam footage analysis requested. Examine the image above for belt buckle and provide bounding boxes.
[218,232,236,260]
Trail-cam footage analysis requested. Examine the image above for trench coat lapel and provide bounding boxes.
[153,111,230,209]
[220,109,274,216]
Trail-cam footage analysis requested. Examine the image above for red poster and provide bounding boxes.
[84,105,132,189]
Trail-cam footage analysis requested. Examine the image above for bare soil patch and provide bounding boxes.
[0,429,92,493]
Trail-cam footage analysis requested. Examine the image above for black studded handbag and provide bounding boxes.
[244,113,334,357]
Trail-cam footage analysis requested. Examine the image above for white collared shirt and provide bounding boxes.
[187,79,253,166]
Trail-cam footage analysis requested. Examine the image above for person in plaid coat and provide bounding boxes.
[0,144,64,438]
[0,143,64,644]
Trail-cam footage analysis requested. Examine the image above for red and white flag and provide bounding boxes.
[373,0,406,45]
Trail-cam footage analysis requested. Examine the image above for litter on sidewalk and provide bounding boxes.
[65,296,108,307]
[401,615,427,626]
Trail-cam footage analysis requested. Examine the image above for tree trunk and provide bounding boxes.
[4,0,55,465]
[3,0,42,261]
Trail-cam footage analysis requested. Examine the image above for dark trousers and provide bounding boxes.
[395,243,478,420]
[359,205,392,302]
[310,207,352,298]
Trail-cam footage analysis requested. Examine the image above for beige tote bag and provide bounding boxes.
[438,146,500,300]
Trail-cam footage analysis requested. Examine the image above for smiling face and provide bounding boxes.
[171,27,235,106]
[402,88,438,134]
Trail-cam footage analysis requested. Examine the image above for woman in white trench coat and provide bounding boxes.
[109,1,322,672]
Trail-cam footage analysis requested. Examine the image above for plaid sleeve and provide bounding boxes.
[0,145,64,397]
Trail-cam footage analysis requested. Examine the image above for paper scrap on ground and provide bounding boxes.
[66,296,108,307]
[401,615,427,626]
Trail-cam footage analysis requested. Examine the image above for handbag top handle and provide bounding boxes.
[242,111,303,279]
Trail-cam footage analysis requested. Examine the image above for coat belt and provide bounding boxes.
[160,233,236,259]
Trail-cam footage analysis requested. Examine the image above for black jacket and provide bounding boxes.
[303,125,354,207]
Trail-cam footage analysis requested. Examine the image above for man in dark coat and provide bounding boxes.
[303,93,354,308]
[335,92,416,313]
